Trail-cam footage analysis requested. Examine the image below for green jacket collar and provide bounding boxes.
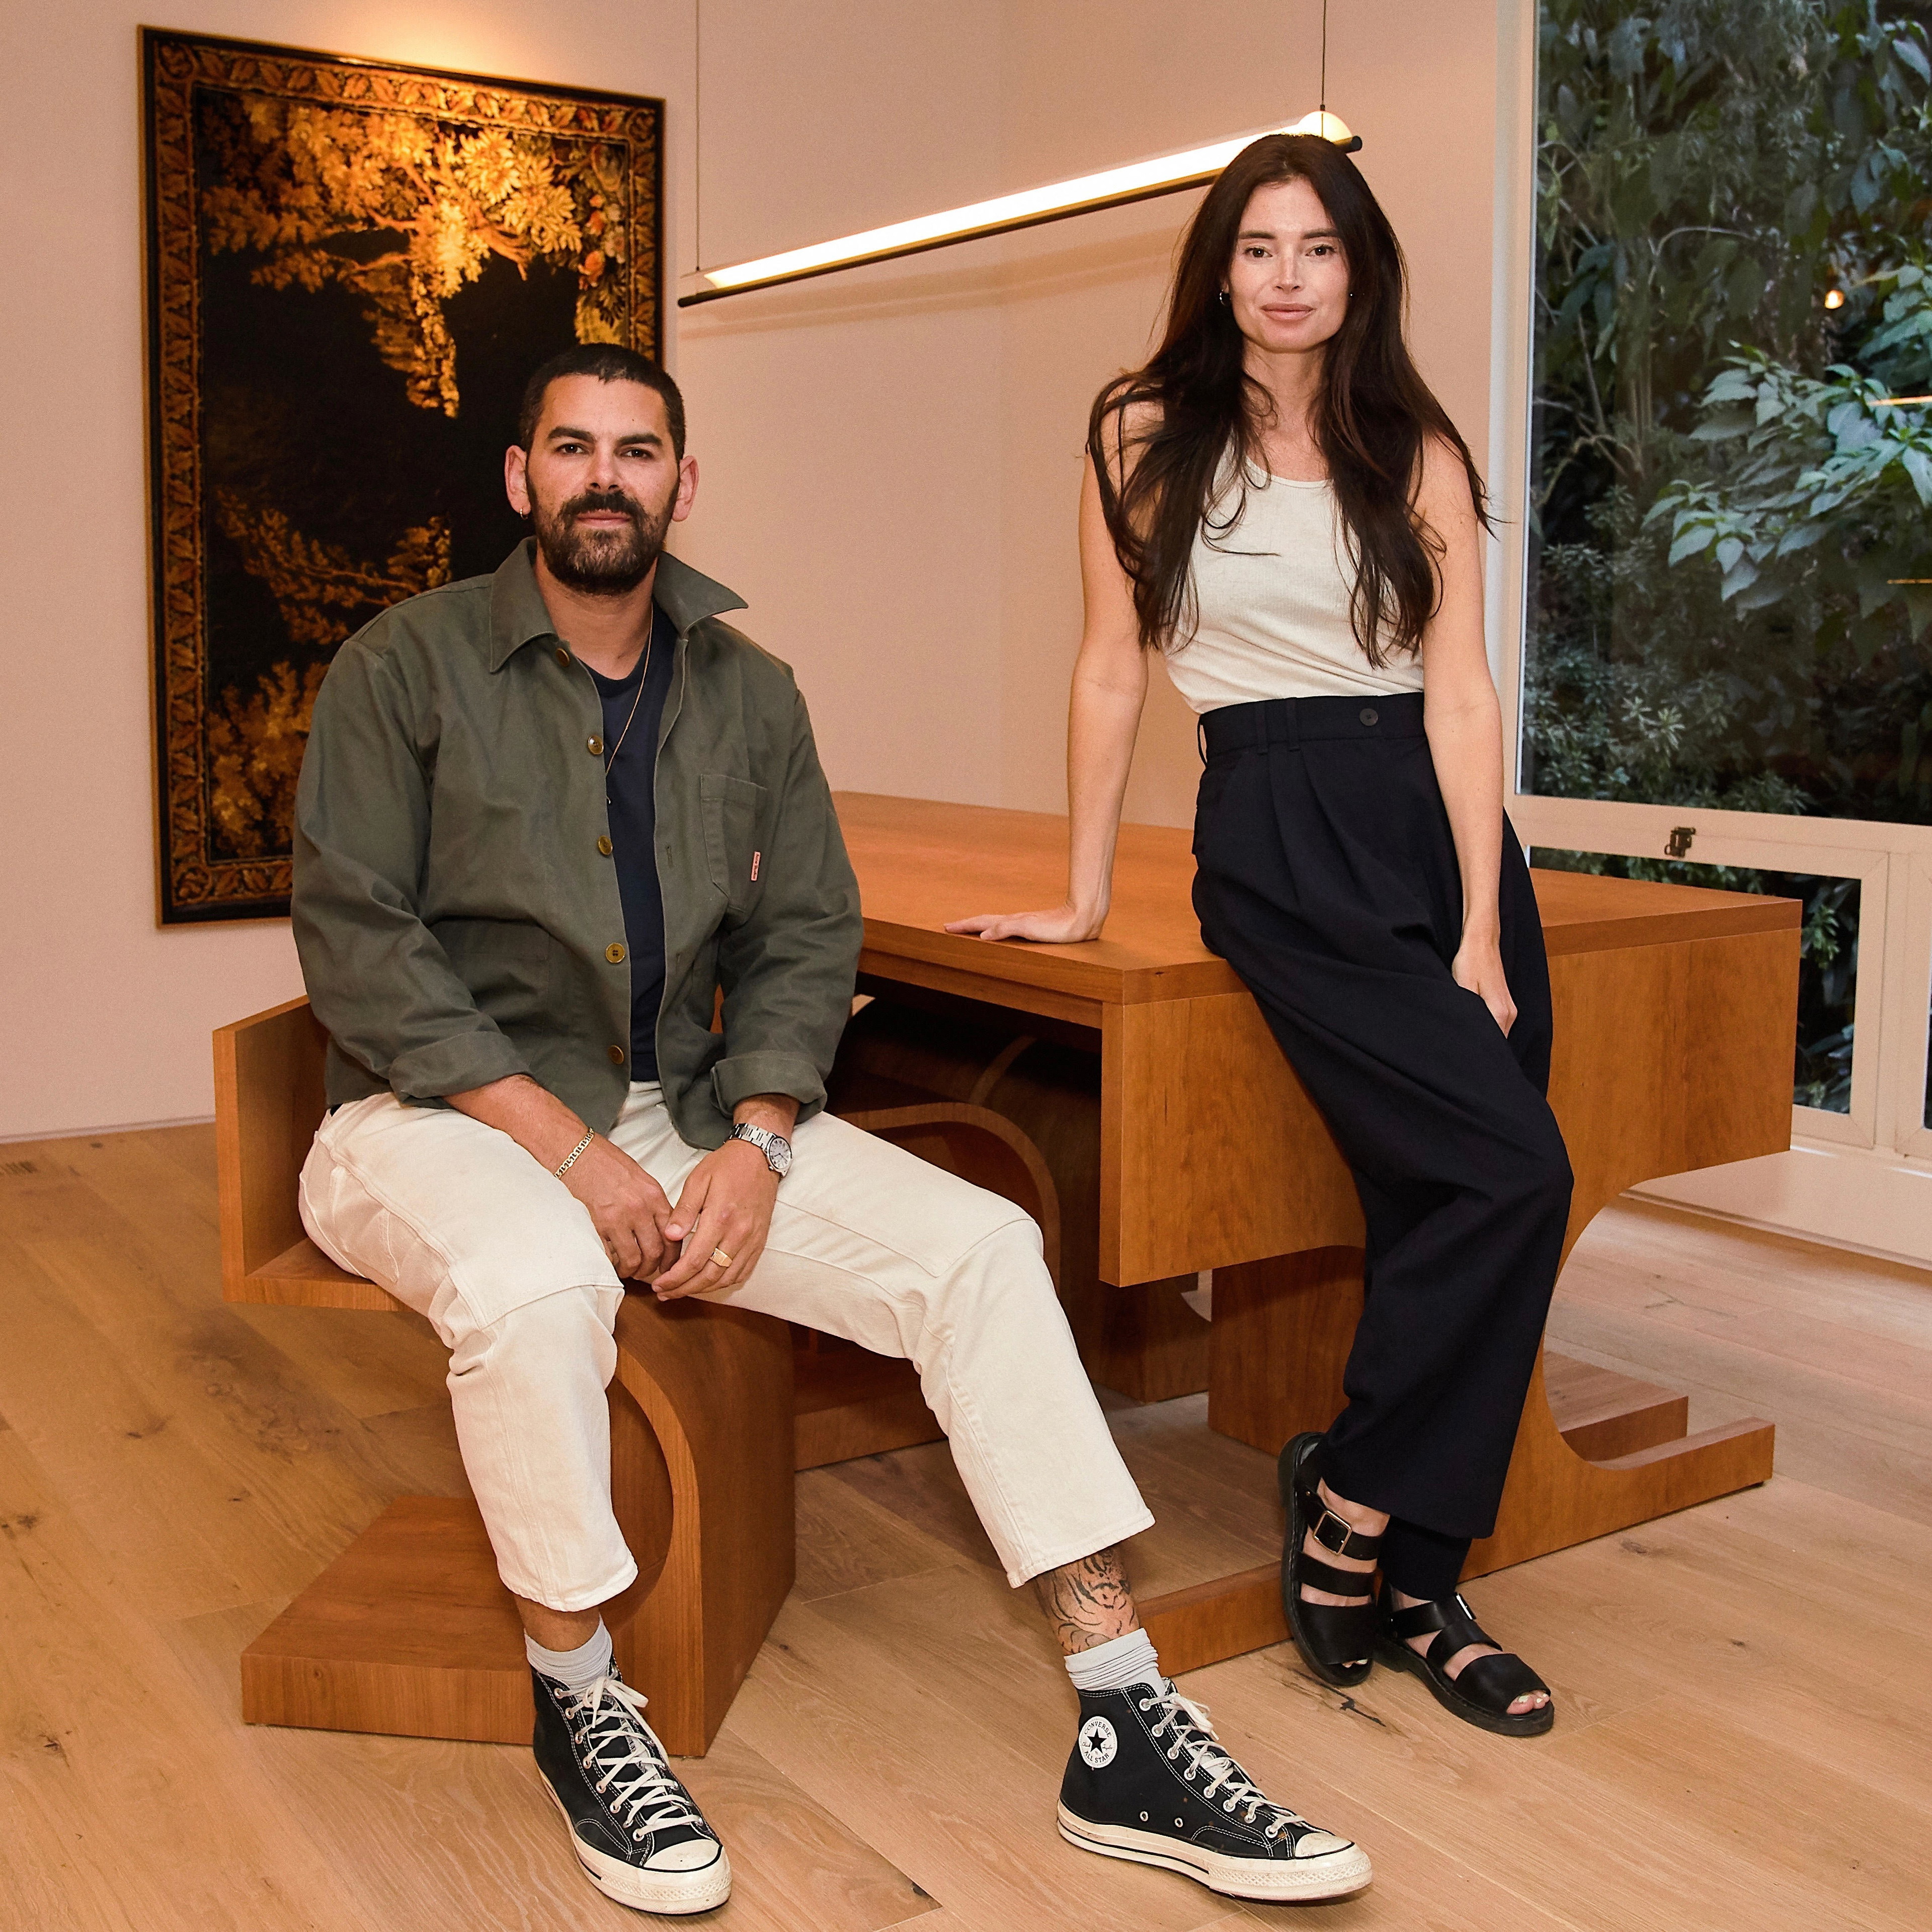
[653,549,750,637]
[487,538,748,672]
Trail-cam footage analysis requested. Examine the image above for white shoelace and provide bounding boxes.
[566,1677,710,1842]
[1139,1682,1308,1840]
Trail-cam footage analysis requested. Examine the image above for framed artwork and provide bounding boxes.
[142,29,664,922]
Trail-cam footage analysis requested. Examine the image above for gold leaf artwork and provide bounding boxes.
[207,660,329,859]
[206,501,454,856]
[214,491,453,648]
[199,95,631,415]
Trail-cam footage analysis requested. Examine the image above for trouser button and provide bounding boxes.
[1359,706,1379,727]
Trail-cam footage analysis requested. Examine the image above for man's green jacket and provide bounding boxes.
[292,539,862,1149]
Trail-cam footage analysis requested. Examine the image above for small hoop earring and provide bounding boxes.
[1218,289,1230,305]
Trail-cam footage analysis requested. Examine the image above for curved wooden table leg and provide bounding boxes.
[1205,1233,1773,1590]
[1147,1218,1774,1674]
[605,1295,795,1757]
[1461,1353,1773,1577]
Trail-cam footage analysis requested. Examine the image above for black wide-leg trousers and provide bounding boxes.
[1193,692,1573,1599]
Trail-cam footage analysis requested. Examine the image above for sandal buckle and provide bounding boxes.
[1311,1503,1366,1558]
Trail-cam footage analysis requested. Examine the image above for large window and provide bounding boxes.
[1511,2,1932,1233]
[1524,0,1932,825]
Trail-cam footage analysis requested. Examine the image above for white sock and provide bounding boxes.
[1064,1627,1164,1695]
[526,1620,613,1693]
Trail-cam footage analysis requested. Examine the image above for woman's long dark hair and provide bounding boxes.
[1088,133,1489,665]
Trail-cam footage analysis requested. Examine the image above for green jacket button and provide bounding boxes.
[597,835,614,856]
[587,736,604,755]
[605,942,627,963]
[607,1044,625,1065]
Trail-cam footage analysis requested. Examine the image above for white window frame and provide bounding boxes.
[1889,848,1932,1161]
[1515,809,1888,1147]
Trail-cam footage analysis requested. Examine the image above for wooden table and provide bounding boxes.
[834,792,1797,1672]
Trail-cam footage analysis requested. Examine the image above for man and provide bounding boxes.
[292,344,1370,1914]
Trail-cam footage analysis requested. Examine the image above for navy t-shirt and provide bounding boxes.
[586,603,678,1081]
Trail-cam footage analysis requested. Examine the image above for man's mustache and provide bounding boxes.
[561,491,642,526]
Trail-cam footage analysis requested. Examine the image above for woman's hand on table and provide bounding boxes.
[944,902,1105,944]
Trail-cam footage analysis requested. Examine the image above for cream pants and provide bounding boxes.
[299,1085,1152,1608]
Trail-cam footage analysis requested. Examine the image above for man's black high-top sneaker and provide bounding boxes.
[531,1663,732,1915]
[1057,1678,1372,1902]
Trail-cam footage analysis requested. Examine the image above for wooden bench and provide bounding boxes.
[214,997,1057,1756]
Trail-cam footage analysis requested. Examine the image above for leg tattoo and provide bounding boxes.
[1034,1546,1141,1656]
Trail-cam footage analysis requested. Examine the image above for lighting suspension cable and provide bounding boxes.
[681,1,1358,307]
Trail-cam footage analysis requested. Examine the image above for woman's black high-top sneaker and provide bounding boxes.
[531,1663,732,1915]
[1057,1677,1372,1902]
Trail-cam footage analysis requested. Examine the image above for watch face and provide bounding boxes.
[736,1124,791,1175]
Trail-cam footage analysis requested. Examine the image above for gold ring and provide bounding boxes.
[709,1246,734,1268]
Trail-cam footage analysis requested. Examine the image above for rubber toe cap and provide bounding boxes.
[1294,1830,1359,1861]
[644,1838,725,1872]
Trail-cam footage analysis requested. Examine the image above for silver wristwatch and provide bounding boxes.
[729,1122,793,1178]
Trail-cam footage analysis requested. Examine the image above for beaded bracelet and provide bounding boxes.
[554,1132,595,1177]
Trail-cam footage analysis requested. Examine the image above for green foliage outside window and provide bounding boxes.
[1525,0,1932,825]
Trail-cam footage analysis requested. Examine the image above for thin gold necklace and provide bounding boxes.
[602,628,655,803]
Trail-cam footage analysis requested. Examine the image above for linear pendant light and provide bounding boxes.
[679,5,1358,307]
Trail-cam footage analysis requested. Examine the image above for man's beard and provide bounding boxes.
[529,479,676,596]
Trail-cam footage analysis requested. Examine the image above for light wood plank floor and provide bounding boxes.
[2,1129,1927,1931]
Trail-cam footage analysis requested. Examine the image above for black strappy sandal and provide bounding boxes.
[1276,1433,1382,1689]
[1374,1585,1555,1737]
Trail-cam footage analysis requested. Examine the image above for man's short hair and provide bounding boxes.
[517,345,686,459]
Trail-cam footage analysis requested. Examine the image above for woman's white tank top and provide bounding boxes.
[1162,467,1424,713]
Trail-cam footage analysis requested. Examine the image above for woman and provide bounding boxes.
[948,133,1571,1737]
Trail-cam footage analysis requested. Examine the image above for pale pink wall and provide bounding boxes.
[0,0,1507,1139]
[0,1,695,1140]
[670,0,1007,805]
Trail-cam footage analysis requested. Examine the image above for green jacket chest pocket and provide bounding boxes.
[700,773,769,917]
